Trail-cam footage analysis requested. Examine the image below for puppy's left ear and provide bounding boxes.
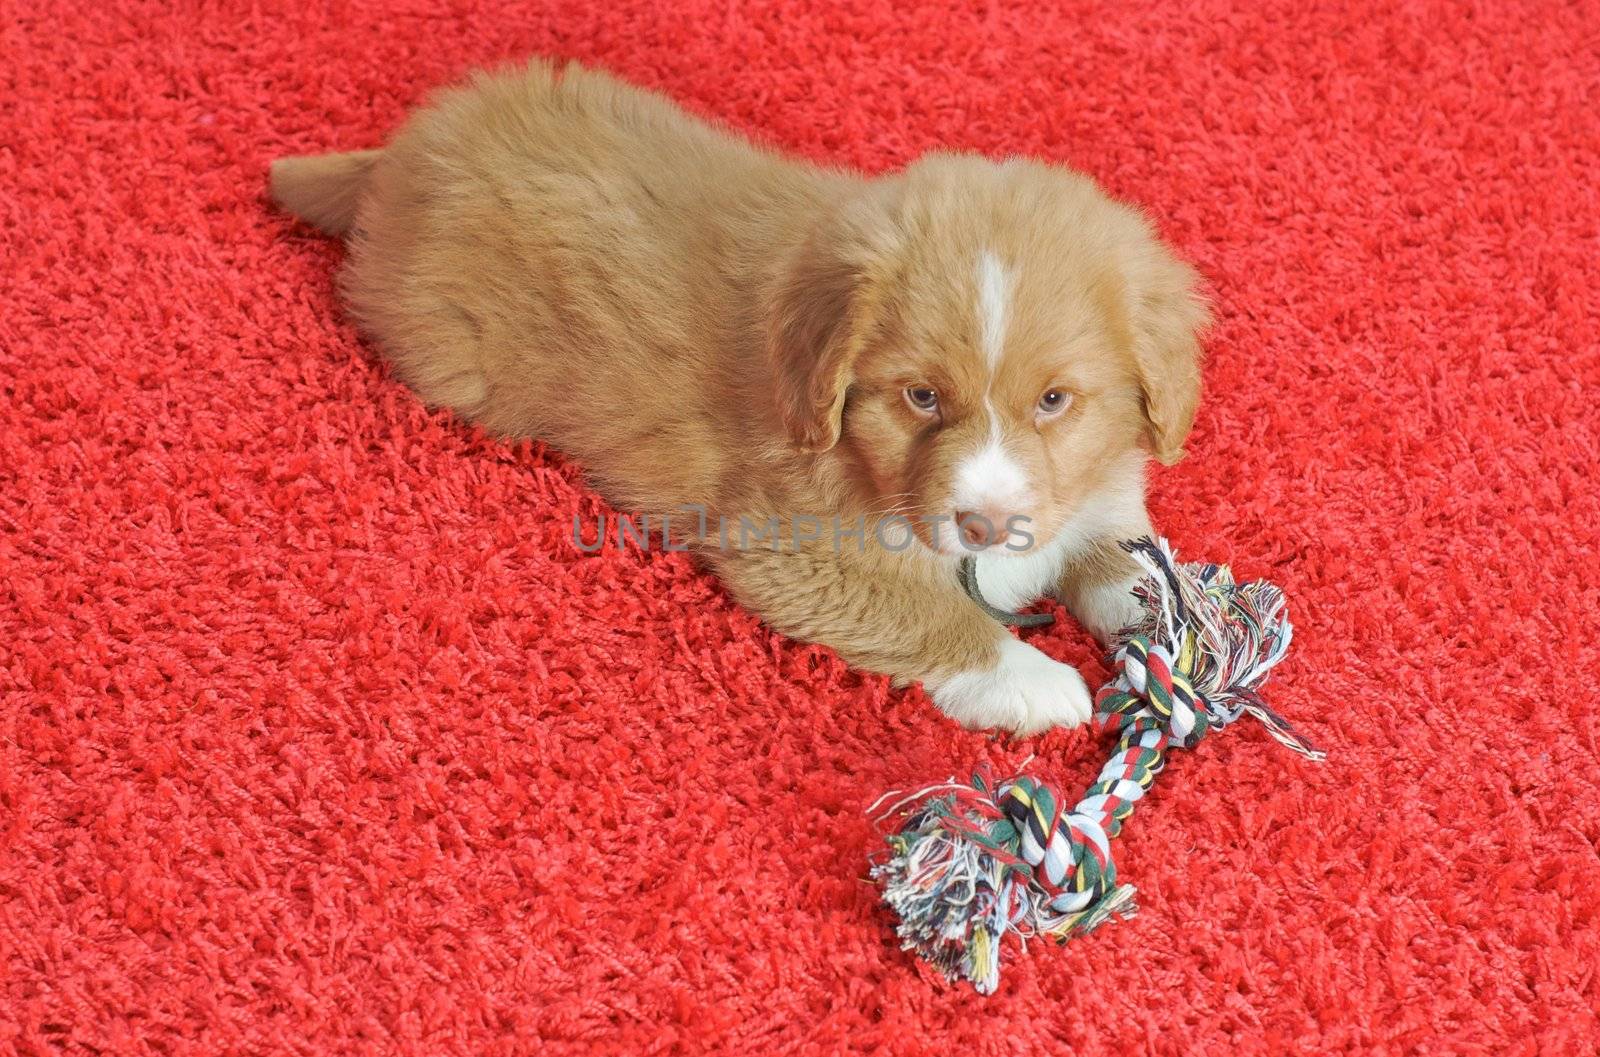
[766,185,902,453]
[1125,239,1210,465]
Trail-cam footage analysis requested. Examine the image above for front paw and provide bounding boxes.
[925,637,1093,735]
[1070,573,1146,646]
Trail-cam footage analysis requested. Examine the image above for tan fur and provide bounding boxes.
[270,150,381,235]
[271,58,1209,732]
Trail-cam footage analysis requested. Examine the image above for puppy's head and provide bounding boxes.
[768,154,1208,556]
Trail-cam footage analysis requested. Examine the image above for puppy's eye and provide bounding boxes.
[1037,389,1072,417]
[905,386,940,413]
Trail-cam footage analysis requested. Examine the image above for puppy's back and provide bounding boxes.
[277,59,840,511]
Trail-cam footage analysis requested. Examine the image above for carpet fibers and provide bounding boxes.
[3,1,1599,1054]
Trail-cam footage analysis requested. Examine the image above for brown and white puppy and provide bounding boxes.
[271,59,1208,734]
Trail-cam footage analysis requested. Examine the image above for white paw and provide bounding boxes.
[1070,574,1146,646]
[925,637,1093,735]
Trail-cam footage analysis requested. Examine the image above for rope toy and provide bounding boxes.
[870,536,1325,994]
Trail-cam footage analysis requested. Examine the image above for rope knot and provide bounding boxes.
[1095,633,1212,748]
[871,536,1325,994]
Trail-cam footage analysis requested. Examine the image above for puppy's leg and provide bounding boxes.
[1057,531,1152,646]
[708,541,1092,734]
[1054,458,1158,645]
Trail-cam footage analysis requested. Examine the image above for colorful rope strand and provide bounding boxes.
[871,537,1325,994]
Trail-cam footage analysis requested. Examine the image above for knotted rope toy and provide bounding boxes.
[870,536,1325,993]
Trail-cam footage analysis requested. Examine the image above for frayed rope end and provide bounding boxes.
[871,536,1323,993]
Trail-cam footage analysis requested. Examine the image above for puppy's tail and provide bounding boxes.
[269,149,382,236]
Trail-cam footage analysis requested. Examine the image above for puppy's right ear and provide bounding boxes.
[1120,226,1210,466]
[766,187,901,453]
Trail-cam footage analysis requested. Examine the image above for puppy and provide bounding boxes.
[271,59,1208,734]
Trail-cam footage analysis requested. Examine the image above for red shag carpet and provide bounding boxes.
[4,1,1599,1054]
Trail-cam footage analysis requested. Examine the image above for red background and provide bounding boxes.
[3,1,1598,1054]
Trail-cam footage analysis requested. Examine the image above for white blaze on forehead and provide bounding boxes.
[977,251,1010,368]
[948,250,1031,531]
